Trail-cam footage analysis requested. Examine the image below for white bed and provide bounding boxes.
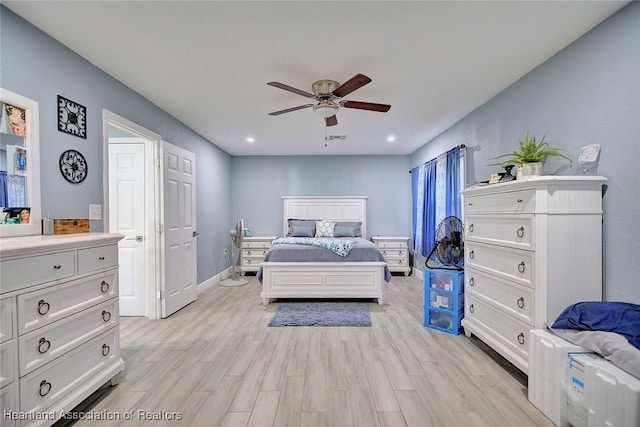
[259,196,388,305]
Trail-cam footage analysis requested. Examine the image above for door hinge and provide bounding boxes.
[156,157,163,168]
[156,224,164,233]
[156,290,164,300]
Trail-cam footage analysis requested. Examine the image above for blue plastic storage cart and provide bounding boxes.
[423,269,464,335]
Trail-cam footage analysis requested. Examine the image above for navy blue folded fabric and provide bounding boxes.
[552,301,640,349]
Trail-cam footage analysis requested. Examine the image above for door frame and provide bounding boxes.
[102,110,162,319]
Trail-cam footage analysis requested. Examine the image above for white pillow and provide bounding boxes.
[315,220,336,237]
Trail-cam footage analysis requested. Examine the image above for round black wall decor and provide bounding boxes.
[59,149,88,183]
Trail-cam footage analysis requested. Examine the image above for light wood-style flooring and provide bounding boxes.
[65,274,553,427]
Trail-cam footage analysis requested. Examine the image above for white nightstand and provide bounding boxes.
[371,236,411,276]
[240,235,277,275]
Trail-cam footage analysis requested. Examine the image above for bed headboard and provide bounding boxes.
[282,196,368,238]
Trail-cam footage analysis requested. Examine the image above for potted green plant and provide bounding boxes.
[491,131,572,178]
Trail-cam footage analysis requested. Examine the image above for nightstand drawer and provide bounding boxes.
[464,189,535,214]
[242,248,269,259]
[379,249,407,258]
[242,241,273,249]
[375,240,408,249]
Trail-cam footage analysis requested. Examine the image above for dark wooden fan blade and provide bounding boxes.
[332,74,372,98]
[267,82,315,98]
[342,101,391,112]
[325,115,338,127]
[268,104,314,116]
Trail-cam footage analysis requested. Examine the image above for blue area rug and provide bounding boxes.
[268,302,371,327]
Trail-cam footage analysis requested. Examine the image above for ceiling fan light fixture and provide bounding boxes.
[313,101,338,118]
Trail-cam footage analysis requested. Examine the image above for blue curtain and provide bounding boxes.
[411,146,463,258]
[0,171,7,207]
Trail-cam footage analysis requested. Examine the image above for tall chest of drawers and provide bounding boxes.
[461,176,606,374]
[0,233,124,426]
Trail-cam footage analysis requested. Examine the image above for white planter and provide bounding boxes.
[516,162,543,180]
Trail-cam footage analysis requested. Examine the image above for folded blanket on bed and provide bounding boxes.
[551,301,640,350]
[271,237,356,257]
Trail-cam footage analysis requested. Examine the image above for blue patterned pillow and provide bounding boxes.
[315,221,336,237]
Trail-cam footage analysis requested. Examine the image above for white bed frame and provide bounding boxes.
[260,196,386,305]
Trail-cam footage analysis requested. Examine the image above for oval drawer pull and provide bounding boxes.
[469,250,475,259]
[262,251,267,256]
[102,310,112,322]
[102,344,111,357]
[383,250,387,256]
[399,250,403,256]
[517,262,526,273]
[37,300,50,316]
[247,250,252,256]
[469,304,475,314]
[98,256,105,261]
[516,226,525,238]
[53,264,61,270]
[469,223,474,232]
[517,333,525,345]
[39,380,52,397]
[469,277,475,286]
[517,198,523,203]
[398,260,403,265]
[516,297,525,309]
[101,281,110,293]
[247,260,252,265]
[38,338,51,354]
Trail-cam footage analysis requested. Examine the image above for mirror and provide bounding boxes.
[0,88,41,237]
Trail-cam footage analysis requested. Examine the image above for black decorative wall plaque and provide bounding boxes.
[57,95,87,139]
[59,149,88,184]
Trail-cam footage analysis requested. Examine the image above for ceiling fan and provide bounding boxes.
[267,73,391,127]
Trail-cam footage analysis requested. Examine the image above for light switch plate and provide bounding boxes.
[89,204,102,220]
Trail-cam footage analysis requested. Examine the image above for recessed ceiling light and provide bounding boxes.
[246,136,255,143]
[386,135,396,143]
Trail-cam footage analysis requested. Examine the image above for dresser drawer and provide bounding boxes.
[465,242,534,288]
[464,295,530,362]
[0,339,16,388]
[242,248,269,259]
[17,272,118,335]
[0,251,75,294]
[465,268,534,325]
[0,297,14,344]
[242,240,272,249]
[19,298,118,375]
[77,244,118,275]
[19,327,119,414]
[0,382,18,427]
[464,188,535,214]
[465,215,534,250]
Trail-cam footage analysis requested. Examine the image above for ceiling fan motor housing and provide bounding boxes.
[312,80,339,96]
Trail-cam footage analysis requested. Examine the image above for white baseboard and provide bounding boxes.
[198,267,232,293]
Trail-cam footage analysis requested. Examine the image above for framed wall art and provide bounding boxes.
[58,95,87,138]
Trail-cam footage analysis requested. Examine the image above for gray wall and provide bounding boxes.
[411,3,640,303]
[0,7,232,283]
[230,155,412,237]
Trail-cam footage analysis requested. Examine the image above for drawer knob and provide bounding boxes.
[102,344,111,357]
[98,256,105,261]
[517,333,525,345]
[37,300,50,316]
[517,198,523,203]
[517,261,526,273]
[469,304,475,314]
[53,264,61,270]
[469,250,475,259]
[516,226,525,238]
[469,223,474,233]
[517,297,525,309]
[39,380,52,397]
[101,281,110,293]
[469,277,475,286]
[102,310,112,322]
[38,338,51,354]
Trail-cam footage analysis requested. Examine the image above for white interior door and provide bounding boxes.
[161,141,197,318]
[109,142,146,316]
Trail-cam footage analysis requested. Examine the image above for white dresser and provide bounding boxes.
[0,233,124,426]
[461,176,606,374]
[240,236,277,275]
[371,236,411,276]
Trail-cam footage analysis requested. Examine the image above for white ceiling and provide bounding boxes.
[4,1,628,156]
